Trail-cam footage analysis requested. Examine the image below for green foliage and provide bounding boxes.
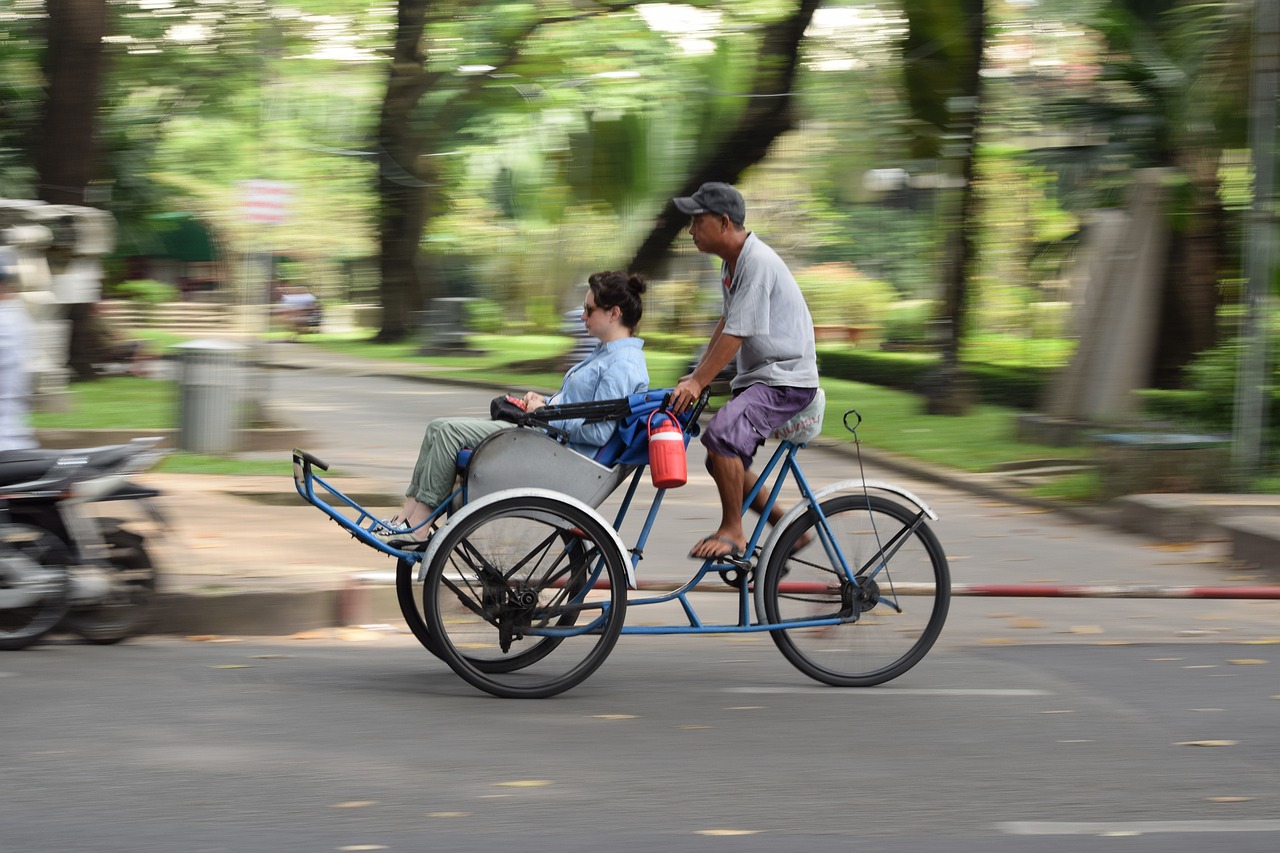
[794,263,897,326]
[1028,302,1073,340]
[1133,388,1218,426]
[1181,338,1242,425]
[428,200,625,328]
[816,346,1054,409]
[1027,469,1101,504]
[961,332,1075,367]
[636,330,703,355]
[464,299,506,334]
[820,376,1090,472]
[817,347,935,391]
[1135,333,1280,462]
[1136,334,1280,436]
[110,279,179,303]
[901,0,984,158]
[964,362,1054,409]
[643,279,707,337]
[881,300,935,345]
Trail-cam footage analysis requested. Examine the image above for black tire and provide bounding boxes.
[424,495,628,699]
[395,556,443,657]
[62,525,158,645]
[0,524,72,651]
[760,494,950,687]
[398,555,567,673]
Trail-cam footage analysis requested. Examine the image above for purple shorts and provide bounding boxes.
[701,384,818,469]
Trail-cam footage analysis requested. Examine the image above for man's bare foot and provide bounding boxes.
[689,533,747,560]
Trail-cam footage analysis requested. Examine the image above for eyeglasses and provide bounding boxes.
[582,302,600,315]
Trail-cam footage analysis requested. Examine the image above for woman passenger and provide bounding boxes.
[377,269,649,547]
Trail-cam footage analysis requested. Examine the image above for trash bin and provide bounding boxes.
[173,339,245,454]
[418,297,475,354]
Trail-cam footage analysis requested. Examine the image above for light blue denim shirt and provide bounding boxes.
[547,337,649,454]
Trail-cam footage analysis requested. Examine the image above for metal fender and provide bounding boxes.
[417,487,634,589]
[753,480,940,617]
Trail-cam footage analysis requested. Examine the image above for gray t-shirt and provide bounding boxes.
[720,233,819,390]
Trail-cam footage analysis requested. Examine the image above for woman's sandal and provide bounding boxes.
[373,521,438,550]
[372,516,410,534]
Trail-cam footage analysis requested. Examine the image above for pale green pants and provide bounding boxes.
[405,417,514,507]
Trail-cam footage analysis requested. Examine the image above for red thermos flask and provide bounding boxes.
[647,409,687,489]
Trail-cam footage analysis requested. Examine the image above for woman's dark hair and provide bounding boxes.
[588,269,647,331]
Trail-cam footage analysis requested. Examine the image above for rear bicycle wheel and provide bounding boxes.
[400,553,568,673]
[761,494,949,686]
[395,556,442,657]
[424,495,628,698]
[0,524,71,651]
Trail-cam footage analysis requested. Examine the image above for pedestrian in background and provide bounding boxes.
[0,247,37,453]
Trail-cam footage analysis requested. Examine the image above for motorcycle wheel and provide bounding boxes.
[62,524,157,645]
[0,524,72,651]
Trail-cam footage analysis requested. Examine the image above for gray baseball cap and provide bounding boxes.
[672,182,746,225]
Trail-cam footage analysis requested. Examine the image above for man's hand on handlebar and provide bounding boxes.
[669,376,703,415]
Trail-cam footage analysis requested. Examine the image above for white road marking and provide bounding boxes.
[724,687,1050,696]
[1000,820,1280,835]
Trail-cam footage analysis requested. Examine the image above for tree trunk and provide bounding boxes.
[924,121,981,415]
[36,0,108,205]
[902,0,985,415]
[628,0,821,276]
[374,0,436,343]
[1152,156,1223,388]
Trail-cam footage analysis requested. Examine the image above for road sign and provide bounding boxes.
[240,180,293,224]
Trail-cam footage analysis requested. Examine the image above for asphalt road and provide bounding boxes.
[3,634,1278,852]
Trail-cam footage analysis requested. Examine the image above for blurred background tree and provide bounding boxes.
[0,0,1270,441]
[35,0,109,207]
[901,0,985,414]
[1040,0,1253,388]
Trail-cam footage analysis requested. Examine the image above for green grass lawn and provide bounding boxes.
[153,453,296,476]
[32,376,177,430]
[818,378,1090,471]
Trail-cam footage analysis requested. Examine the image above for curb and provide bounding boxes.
[150,584,405,636]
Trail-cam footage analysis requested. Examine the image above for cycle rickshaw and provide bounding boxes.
[293,388,950,698]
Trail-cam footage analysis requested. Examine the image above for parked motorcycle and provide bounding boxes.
[0,438,166,649]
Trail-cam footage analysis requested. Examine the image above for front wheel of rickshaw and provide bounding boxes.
[423,494,628,699]
[759,494,950,687]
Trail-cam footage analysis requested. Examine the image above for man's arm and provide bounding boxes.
[670,318,741,414]
[692,317,726,376]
